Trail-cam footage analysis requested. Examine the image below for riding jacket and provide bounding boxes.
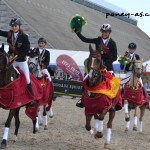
[125,53,140,72]
[34,48,50,68]
[76,32,117,71]
[0,30,30,62]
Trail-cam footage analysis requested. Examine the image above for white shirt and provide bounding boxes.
[129,53,134,60]
[39,48,43,54]
[13,32,19,39]
[102,38,109,46]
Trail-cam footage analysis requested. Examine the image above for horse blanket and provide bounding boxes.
[82,72,122,115]
[0,70,53,120]
[0,70,42,109]
[122,83,148,106]
[37,78,53,107]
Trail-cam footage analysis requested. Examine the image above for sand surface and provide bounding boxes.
[0,96,150,150]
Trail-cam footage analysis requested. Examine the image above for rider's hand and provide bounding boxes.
[9,55,13,62]
[101,51,104,54]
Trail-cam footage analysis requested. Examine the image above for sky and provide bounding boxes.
[89,0,150,37]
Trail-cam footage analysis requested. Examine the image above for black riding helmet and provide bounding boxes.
[38,37,47,44]
[128,42,136,49]
[9,18,22,26]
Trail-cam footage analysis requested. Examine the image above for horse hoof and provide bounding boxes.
[89,128,95,135]
[139,131,144,135]
[94,132,103,139]
[124,128,129,132]
[49,115,53,118]
[13,135,18,142]
[32,134,36,140]
[39,123,43,126]
[1,140,7,149]
[133,126,137,131]
[35,128,39,133]
[85,125,91,131]
[44,126,48,130]
[104,142,111,149]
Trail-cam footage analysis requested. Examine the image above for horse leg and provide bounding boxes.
[139,104,146,132]
[125,106,131,132]
[32,119,37,140]
[133,107,138,131]
[93,115,100,131]
[13,108,21,142]
[35,108,41,132]
[85,115,92,133]
[37,107,43,126]
[1,109,15,149]
[43,105,48,130]
[89,114,102,135]
[124,100,130,132]
[124,100,130,120]
[47,106,54,118]
[104,111,115,148]
[95,110,107,139]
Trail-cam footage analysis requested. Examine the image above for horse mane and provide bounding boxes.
[0,43,18,87]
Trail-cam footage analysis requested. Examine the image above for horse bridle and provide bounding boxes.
[88,56,104,84]
[28,56,42,76]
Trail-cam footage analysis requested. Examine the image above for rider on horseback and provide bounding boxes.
[75,24,117,107]
[123,42,143,85]
[0,18,36,107]
[33,37,51,81]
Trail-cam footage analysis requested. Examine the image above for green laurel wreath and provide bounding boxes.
[70,14,87,33]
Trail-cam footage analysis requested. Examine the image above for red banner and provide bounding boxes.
[56,55,83,81]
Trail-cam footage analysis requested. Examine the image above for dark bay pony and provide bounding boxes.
[82,45,122,148]
[28,49,53,131]
[0,44,40,149]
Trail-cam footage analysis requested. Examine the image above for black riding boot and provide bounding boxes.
[27,83,37,107]
[76,87,84,108]
[76,99,84,108]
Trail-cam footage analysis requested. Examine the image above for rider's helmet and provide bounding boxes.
[38,37,47,44]
[128,42,136,49]
[9,18,22,26]
[100,24,112,32]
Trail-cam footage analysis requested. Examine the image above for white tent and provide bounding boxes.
[3,44,150,73]
[3,45,89,68]
[48,49,89,67]
[143,60,150,72]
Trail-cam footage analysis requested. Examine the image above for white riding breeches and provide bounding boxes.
[42,69,51,82]
[13,60,30,84]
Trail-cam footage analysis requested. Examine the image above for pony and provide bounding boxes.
[0,44,41,149]
[28,49,53,130]
[82,45,122,148]
[122,57,148,132]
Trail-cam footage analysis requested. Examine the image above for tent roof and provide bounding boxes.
[143,60,150,72]
[48,49,89,66]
